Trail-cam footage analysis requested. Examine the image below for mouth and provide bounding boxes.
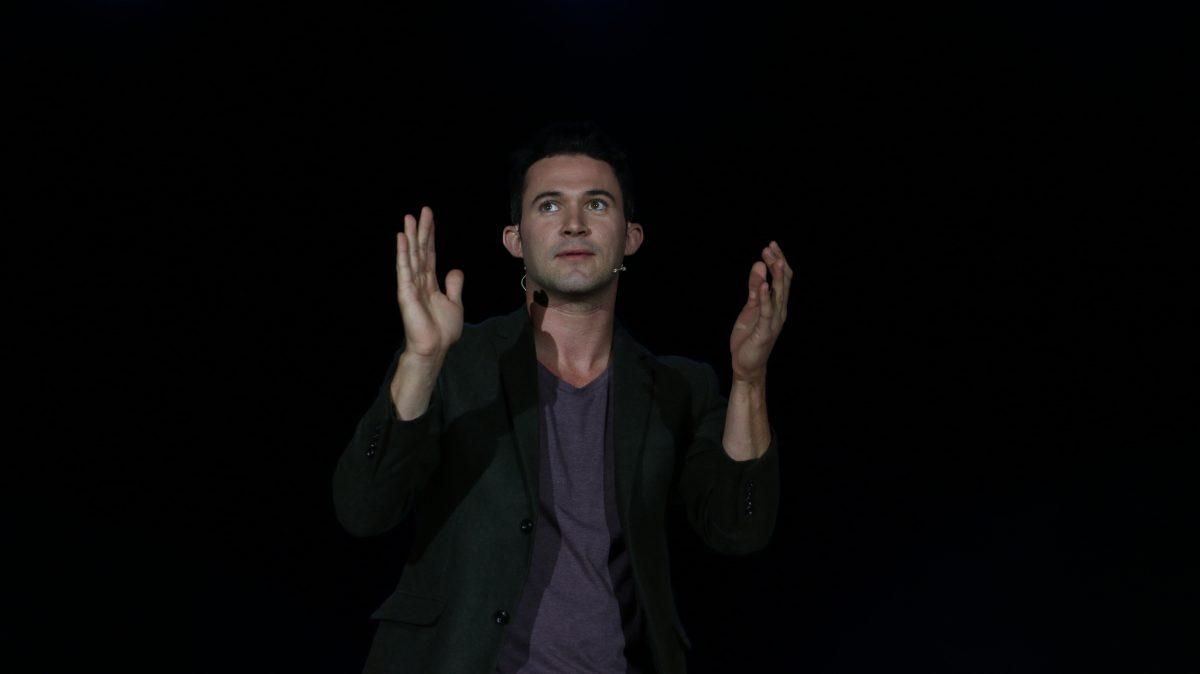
[556,252,594,260]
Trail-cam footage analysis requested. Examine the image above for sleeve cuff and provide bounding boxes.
[718,424,779,468]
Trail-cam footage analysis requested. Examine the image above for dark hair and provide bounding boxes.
[508,120,636,225]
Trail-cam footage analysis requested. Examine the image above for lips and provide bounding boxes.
[557,251,594,257]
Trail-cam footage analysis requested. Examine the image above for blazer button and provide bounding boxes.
[494,609,511,625]
[520,518,534,534]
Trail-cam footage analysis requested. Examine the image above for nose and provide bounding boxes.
[562,204,589,236]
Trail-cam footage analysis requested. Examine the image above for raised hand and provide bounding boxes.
[730,240,792,382]
[396,206,464,361]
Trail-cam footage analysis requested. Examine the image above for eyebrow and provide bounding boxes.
[529,189,618,207]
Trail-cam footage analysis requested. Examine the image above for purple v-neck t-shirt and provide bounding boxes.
[494,359,648,673]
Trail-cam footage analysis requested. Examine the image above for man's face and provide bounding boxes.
[504,153,643,298]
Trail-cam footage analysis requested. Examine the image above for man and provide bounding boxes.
[333,121,791,673]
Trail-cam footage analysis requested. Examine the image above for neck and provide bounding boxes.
[526,294,616,374]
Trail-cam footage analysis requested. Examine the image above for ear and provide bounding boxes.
[502,224,524,259]
[623,221,644,256]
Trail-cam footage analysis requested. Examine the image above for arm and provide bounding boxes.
[724,239,790,460]
[673,363,780,555]
[332,341,445,537]
[674,239,791,553]
[722,376,772,461]
[332,206,464,537]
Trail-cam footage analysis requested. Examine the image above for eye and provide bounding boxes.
[538,201,560,213]
[587,199,608,211]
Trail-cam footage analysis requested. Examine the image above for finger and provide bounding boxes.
[767,253,785,323]
[445,268,464,305]
[771,273,785,331]
[757,279,773,326]
[746,261,768,314]
[764,241,793,278]
[735,287,759,335]
[768,243,787,275]
[736,262,767,335]
[770,241,792,276]
[770,241,792,310]
[776,265,791,325]
[418,206,434,291]
[773,242,792,322]
[426,209,438,292]
[764,243,790,325]
[404,213,421,283]
[747,260,768,293]
[396,230,414,293]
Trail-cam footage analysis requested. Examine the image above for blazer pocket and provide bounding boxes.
[370,590,445,626]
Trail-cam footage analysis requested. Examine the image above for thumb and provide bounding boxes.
[445,268,464,305]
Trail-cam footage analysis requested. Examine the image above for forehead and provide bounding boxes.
[523,154,620,197]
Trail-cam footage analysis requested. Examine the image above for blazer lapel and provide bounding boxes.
[610,315,654,527]
[491,304,655,527]
[493,305,542,510]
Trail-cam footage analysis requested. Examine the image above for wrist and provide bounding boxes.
[731,370,766,388]
[399,349,445,371]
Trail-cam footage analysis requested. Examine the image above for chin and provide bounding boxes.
[551,277,610,297]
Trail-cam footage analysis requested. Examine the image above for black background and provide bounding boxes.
[13,1,1197,672]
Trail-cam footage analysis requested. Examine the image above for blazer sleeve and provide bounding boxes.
[332,339,445,537]
[671,362,780,555]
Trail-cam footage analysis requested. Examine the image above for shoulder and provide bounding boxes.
[652,353,721,401]
[619,320,721,397]
[446,308,517,353]
[643,354,724,424]
[654,354,717,383]
[457,313,504,347]
[434,307,528,376]
[466,309,514,335]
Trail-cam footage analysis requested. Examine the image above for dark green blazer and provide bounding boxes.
[333,304,780,673]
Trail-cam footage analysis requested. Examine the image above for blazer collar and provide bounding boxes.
[491,303,654,527]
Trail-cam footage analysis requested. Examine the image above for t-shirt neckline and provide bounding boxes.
[536,359,612,394]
